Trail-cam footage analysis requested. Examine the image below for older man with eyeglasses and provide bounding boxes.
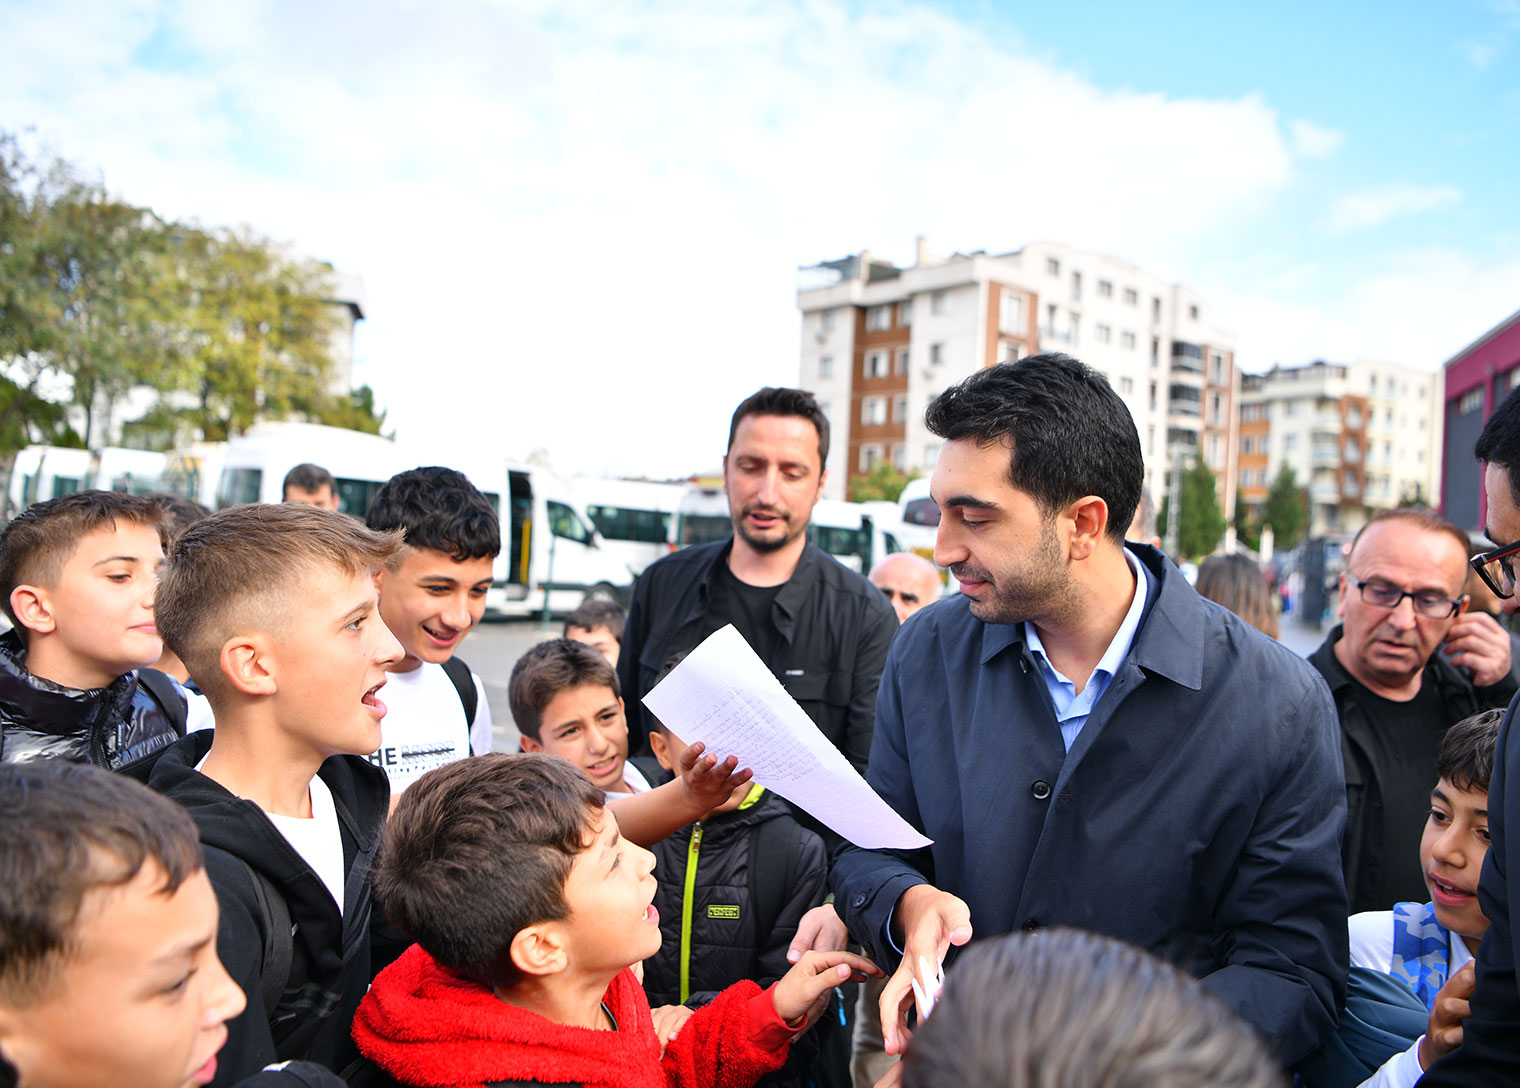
[1309,508,1516,914]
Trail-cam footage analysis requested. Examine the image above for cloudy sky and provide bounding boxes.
[3,0,1517,477]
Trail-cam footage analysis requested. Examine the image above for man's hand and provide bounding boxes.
[675,741,752,813]
[1418,960,1477,1069]
[787,903,849,962]
[772,950,881,1030]
[879,885,972,1056]
[1444,611,1512,688]
[650,1004,695,1054]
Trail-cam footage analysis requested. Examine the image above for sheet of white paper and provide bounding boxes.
[642,625,932,850]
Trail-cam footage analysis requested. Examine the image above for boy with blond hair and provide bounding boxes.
[349,754,879,1088]
[145,503,404,1086]
[0,490,185,769]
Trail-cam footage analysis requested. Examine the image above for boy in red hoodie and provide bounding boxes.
[351,753,877,1088]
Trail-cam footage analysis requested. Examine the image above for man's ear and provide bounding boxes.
[1337,572,1349,618]
[814,468,828,508]
[510,921,568,978]
[520,735,543,753]
[649,730,675,772]
[1065,495,1110,561]
[9,585,55,635]
[219,634,278,696]
[1457,594,1471,616]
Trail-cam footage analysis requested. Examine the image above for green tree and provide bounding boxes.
[849,462,914,503]
[1262,464,1307,550]
[1159,456,1228,558]
[1232,496,1260,552]
[319,384,389,436]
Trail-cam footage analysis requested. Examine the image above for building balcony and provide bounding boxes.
[1309,483,1341,505]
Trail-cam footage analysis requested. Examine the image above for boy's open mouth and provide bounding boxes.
[1430,874,1474,903]
[421,623,460,647]
[361,679,388,716]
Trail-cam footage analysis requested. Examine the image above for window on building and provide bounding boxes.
[862,397,888,425]
[1459,388,1484,415]
[1241,436,1252,454]
[1070,314,1080,344]
[1285,433,1298,450]
[924,443,940,468]
[929,342,944,365]
[820,309,836,332]
[1150,337,1160,366]
[1072,271,1082,299]
[999,339,1023,363]
[1152,297,1162,322]
[1098,280,1113,298]
[895,348,909,375]
[1095,324,1112,343]
[1119,376,1134,394]
[1047,257,1060,276]
[1046,302,1058,330]
[891,444,907,471]
[1209,394,1222,425]
[930,290,949,316]
[1123,287,1138,305]
[866,305,892,332]
[1283,399,1297,417]
[1000,291,1025,334]
[1120,331,1136,349]
[1189,304,1200,320]
[859,444,884,473]
[1207,434,1219,463]
[1211,354,1224,383]
[1147,424,1155,451]
[865,350,889,379]
[1260,435,1269,454]
[892,394,908,423]
[1148,381,1158,410]
[819,355,833,380]
[899,300,913,326]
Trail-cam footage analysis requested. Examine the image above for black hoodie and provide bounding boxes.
[147,731,389,1088]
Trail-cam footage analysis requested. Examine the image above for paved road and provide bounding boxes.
[456,617,564,752]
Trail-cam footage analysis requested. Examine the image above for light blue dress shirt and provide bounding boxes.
[1024,549,1150,752]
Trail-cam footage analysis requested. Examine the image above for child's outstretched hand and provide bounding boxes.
[772,950,881,1031]
[676,741,752,812]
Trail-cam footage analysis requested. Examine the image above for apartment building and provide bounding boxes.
[796,239,1239,511]
[1237,360,1441,537]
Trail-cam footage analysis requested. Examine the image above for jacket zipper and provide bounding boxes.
[679,825,703,1003]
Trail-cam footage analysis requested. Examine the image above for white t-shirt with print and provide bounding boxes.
[264,774,346,916]
[368,661,492,795]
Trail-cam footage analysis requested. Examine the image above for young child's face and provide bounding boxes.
[1420,776,1491,942]
[650,723,751,814]
[26,520,164,688]
[274,564,404,758]
[521,684,631,794]
[0,864,246,1088]
[566,624,620,668]
[376,547,495,671]
[556,807,662,974]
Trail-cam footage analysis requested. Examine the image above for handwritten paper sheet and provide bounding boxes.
[642,625,932,850]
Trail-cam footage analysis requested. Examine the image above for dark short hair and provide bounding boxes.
[365,466,501,562]
[1438,709,1503,794]
[902,928,1283,1088]
[924,354,1142,543]
[282,463,335,496]
[155,504,403,700]
[508,638,620,742]
[727,387,830,468]
[0,761,203,1004]
[563,599,625,643]
[1476,385,1520,510]
[148,493,212,544]
[1348,507,1470,570]
[374,753,603,990]
[0,491,166,631]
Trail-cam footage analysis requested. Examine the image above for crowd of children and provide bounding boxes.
[0,465,1508,1088]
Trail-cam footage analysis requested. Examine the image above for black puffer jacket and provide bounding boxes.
[0,629,183,770]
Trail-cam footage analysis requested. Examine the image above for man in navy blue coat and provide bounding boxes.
[831,354,1348,1067]
[1421,389,1520,1084]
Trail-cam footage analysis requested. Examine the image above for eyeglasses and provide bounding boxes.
[1347,576,1462,619]
[1470,538,1520,600]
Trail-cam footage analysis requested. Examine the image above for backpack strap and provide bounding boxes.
[136,668,188,737]
[748,809,802,942]
[440,656,479,749]
[237,858,293,1020]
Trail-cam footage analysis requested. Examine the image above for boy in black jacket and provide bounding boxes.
[637,713,832,1088]
[145,504,405,1087]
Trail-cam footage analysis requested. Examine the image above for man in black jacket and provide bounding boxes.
[1308,508,1516,912]
[1422,388,1520,1084]
[618,387,897,768]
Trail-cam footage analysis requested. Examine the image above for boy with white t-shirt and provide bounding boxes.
[144,504,404,1087]
[1345,708,1500,1087]
[364,466,498,795]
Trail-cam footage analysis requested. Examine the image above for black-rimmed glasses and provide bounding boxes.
[1470,539,1520,600]
[1347,576,1462,619]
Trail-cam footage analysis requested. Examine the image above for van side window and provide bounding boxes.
[548,501,591,544]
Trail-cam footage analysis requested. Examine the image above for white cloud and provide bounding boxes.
[0,0,1407,476]
[1326,183,1462,234]
[1288,119,1344,158]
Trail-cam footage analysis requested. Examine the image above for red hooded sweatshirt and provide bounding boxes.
[352,945,798,1088]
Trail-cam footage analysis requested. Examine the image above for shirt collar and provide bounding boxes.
[1024,547,1149,684]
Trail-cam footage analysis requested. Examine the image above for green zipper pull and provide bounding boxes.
[679,825,703,1004]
